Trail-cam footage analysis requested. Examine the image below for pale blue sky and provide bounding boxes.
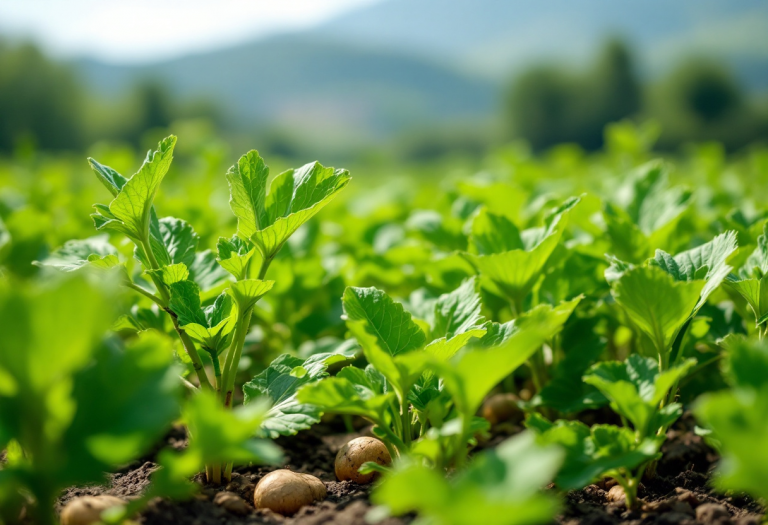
[0,0,378,63]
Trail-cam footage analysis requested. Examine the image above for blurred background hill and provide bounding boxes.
[1,0,767,161]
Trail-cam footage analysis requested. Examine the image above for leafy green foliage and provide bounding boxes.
[33,235,118,272]
[464,197,579,312]
[244,348,357,438]
[695,338,768,501]
[0,277,181,524]
[181,390,283,467]
[91,136,177,243]
[371,432,563,525]
[726,222,768,329]
[526,414,660,490]
[343,286,427,355]
[602,162,692,262]
[584,355,695,436]
[226,150,351,260]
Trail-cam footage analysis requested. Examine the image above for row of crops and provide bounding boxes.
[0,123,766,524]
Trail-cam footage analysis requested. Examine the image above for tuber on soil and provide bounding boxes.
[481,393,523,425]
[252,469,326,515]
[335,436,392,484]
[60,495,126,525]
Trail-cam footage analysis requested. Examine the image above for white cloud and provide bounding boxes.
[0,0,379,63]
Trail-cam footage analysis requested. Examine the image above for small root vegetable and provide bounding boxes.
[60,495,125,525]
[252,470,325,515]
[481,393,523,425]
[335,437,391,484]
[298,473,327,500]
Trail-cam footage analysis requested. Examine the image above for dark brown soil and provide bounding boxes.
[53,416,764,525]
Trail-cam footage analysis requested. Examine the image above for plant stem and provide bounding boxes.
[401,401,412,449]
[170,314,212,390]
[221,309,253,407]
[205,348,222,392]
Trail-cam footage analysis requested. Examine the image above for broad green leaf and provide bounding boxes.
[654,231,737,282]
[157,217,199,268]
[181,292,235,353]
[430,277,485,339]
[93,136,176,241]
[603,203,651,263]
[0,278,182,519]
[243,348,356,438]
[146,262,189,286]
[469,209,523,254]
[217,235,256,280]
[372,432,563,525]
[694,338,768,501]
[34,235,118,272]
[695,389,768,502]
[347,320,431,401]
[343,286,426,356]
[226,150,270,240]
[721,337,768,394]
[421,277,488,371]
[168,280,206,327]
[64,332,182,469]
[694,340,768,503]
[611,266,704,354]
[620,161,692,237]
[87,158,128,196]
[86,253,122,270]
[297,374,394,424]
[434,298,580,418]
[653,231,737,309]
[726,223,768,325]
[464,197,578,305]
[228,279,274,313]
[226,152,351,260]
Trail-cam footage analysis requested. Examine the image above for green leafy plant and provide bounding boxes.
[725,222,768,337]
[574,355,695,507]
[695,337,768,502]
[0,277,181,525]
[463,197,580,316]
[602,161,693,263]
[298,279,578,466]
[37,138,350,484]
[607,231,736,388]
[370,431,564,525]
[526,414,660,503]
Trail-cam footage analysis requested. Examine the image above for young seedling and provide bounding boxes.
[526,413,661,507]
[298,278,579,468]
[607,231,737,404]
[576,355,696,507]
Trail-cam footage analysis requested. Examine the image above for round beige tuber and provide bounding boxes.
[334,436,392,484]
[252,469,326,515]
[481,393,523,425]
[60,495,125,525]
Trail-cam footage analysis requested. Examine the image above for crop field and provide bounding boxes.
[0,121,767,525]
